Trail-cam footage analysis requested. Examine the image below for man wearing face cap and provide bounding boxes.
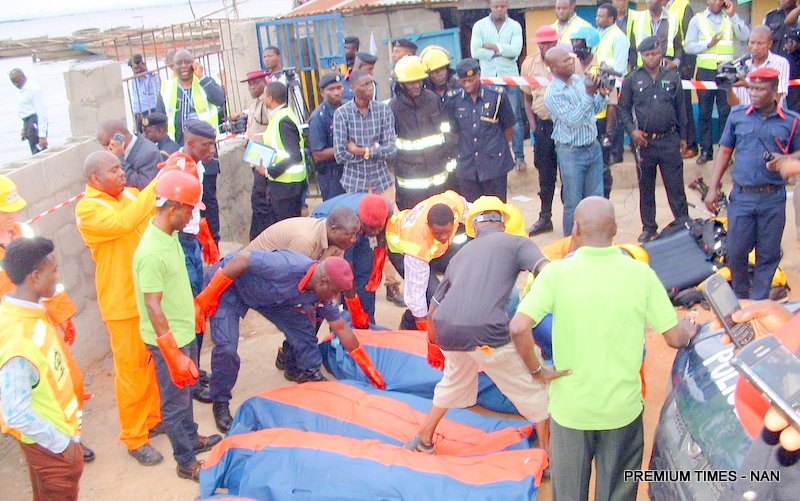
[343,52,379,100]
[309,73,347,201]
[193,251,385,432]
[142,112,180,159]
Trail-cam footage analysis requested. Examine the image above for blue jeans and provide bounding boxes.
[497,85,525,163]
[147,340,199,467]
[556,141,604,236]
[178,232,202,296]
[345,234,375,322]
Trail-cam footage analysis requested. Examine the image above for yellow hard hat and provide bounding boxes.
[617,243,649,264]
[420,45,451,72]
[0,175,27,213]
[504,203,528,238]
[394,55,428,83]
[465,195,511,238]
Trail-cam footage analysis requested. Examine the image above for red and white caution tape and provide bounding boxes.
[24,192,85,225]
[481,76,800,90]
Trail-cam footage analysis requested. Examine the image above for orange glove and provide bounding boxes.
[364,247,387,293]
[349,345,385,389]
[198,218,220,265]
[59,318,76,346]
[415,318,428,331]
[156,331,199,389]
[427,341,445,370]
[195,268,234,332]
[344,295,370,329]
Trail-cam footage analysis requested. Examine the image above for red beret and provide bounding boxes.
[358,194,390,228]
[322,256,354,290]
[747,67,780,82]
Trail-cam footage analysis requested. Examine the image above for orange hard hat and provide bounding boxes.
[155,170,205,209]
[158,151,199,179]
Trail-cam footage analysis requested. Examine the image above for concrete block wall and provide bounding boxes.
[217,138,254,244]
[342,8,443,100]
[224,20,263,114]
[65,61,126,137]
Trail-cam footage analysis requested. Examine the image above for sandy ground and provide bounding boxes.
[3,148,800,501]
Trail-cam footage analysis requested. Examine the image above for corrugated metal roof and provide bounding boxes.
[283,0,453,19]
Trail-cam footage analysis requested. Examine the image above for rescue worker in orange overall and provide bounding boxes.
[0,175,95,462]
[385,190,468,330]
[75,150,171,466]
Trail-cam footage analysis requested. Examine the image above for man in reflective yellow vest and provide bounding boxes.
[553,0,591,44]
[612,0,639,71]
[684,0,750,165]
[255,81,307,229]
[0,237,85,500]
[631,0,684,68]
[667,0,700,159]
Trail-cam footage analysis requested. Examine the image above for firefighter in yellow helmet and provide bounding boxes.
[465,196,527,238]
[420,45,460,101]
[389,55,457,210]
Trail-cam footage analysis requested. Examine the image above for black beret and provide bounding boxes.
[184,120,216,139]
[456,58,481,78]
[141,112,168,128]
[356,52,377,65]
[393,39,418,52]
[637,36,662,53]
[319,73,343,90]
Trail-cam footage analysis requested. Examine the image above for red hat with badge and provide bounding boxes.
[747,67,780,83]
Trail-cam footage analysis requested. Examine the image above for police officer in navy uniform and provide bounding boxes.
[446,58,516,202]
[141,112,180,159]
[308,73,347,201]
[619,36,690,243]
[705,67,800,300]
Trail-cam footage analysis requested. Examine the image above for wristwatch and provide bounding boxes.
[363,147,371,160]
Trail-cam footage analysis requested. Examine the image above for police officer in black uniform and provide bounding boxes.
[619,36,690,243]
[141,112,180,159]
[446,58,516,202]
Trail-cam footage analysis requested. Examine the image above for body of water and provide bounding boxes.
[0,0,291,167]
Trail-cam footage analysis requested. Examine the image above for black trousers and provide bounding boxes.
[683,89,697,149]
[697,67,730,155]
[637,132,689,231]
[457,174,507,203]
[533,117,557,218]
[201,170,220,244]
[550,412,643,501]
[249,173,270,241]
[596,117,613,199]
[23,114,43,155]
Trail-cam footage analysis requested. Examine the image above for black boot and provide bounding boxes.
[212,401,232,433]
[527,217,553,236]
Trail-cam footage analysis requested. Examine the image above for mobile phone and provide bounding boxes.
[701,273,755,347]
[731,336,800,430]
[112,132,125,143]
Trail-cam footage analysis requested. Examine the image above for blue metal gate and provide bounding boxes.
[256,13,347,119]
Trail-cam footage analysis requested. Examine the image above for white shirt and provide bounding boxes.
[124,134,138,159]
[733,52,791,105]
[16,79,48,136]
[177,149,205,235]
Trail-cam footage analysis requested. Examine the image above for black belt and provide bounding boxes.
[737,184,784,193]
[642,127,676,140]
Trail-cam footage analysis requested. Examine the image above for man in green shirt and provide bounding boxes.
[133,170,220,482]
[511,196,697,501]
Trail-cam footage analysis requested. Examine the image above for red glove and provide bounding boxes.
[198,218,220,265]
[415,318,428,331]
[59,318,76,346]
[344,295,370,329]
[156,331,199,389]
[195,268,234,332]
[364,247,387,293]
[427,341,445,370]
[350,346,385,389]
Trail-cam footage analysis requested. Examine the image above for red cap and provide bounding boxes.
[533,26,559,43]
[321,256,354,291]
[240,69,268,83]
[747,67,780,82]
[357,194,390,228]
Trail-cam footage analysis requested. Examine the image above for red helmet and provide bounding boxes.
[155,170,205,209]
[158,151,199,179]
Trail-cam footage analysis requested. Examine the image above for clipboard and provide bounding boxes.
[243,141,277,167]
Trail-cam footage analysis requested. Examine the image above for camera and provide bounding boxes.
[588,63,623,91]
[715,54,751,89]
[222,115,248,135]
[282,67,298,82]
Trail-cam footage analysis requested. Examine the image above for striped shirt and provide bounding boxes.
[404,254,432,318]
[333,99,397,193]
[733,52,791,105]
[544,74,607,147]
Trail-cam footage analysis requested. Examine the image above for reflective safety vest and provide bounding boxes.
[0,301,84,444]
[160,76,219,142]
[695,11,735,70]
[385,190,466,262]
[552,15,591,44]
[668,0,691,36]
[396,121,453,190]
[633,10,678,65]
[262,106,307,184]
[596,25,625,68]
